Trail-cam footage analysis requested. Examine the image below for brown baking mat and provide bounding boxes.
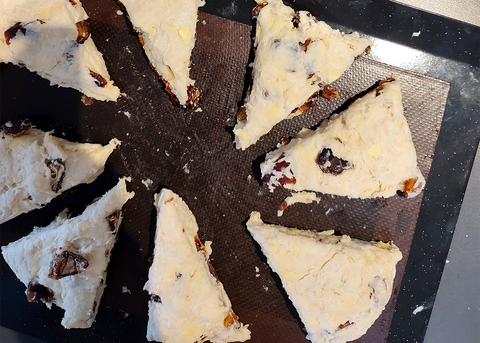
[0,3,449,343]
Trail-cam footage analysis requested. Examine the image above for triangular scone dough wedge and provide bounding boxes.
[0,0,120,101]
[1,178,134,328]
[0,119,120,224]
[144,189,250,343]
[121,0,204,109]
[261,79,425,198]
[233,0,371,149]
[246,211,402,343]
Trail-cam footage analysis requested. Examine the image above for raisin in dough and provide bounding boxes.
[144,189,250,343]
[0,119,120,224]
[0,0,120,101]
[1,178,134,328]
[247,211,402,343]
[261,79,425,198]
[233,0,371,149]
[121,0,204,109]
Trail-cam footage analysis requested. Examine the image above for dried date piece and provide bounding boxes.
[106,210,122,232]
[75,21,90,44]
[186,85,202,110]
[151,294,162,303]
[401,177,420,198]
[237,106,247,122]
[48,250,89,279]
[290,91,320,116]
[316,148,352,175]
[299,38,312,52]
[89,70,108,87]
[26,282,54,303]
[223,310,239,328]
[4,22,26,45]
[337,321,354,330]
[375,78,395,97]
[1,119,32,137]
[252,2,268,18]
[322,85,339,101]
[47,159,65,192]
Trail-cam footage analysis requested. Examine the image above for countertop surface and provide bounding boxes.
[1,1,479,342]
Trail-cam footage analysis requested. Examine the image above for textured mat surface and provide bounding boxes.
[0,3,449,343]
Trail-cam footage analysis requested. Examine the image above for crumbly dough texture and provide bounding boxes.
[1,178,135,328]
[145,189,250,343]
[233,0,371,149]
[0,126,120,224]
[261,79,425,198]
[121,0,204,106]
[0,0,120,101]
[247,211,402,343]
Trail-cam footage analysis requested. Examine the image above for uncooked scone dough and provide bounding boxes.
[233,0,371,149]
[145,189,250,343]
[247,211,402,343]
[1,178,134,328]
[0,0,120,101]
[121,0,204,108]
[0,121,120,224]
[261,79,425,198]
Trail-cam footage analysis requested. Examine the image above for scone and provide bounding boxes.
[246,211,402,343]
[233,0,371,149]
[1,178,134,328]
[144,189,250,343]
[0,119,120,224]
[261,79,425,198]
[0,0,120,101]
[121,0,204,109]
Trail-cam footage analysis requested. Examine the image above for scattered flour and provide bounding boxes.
[122,286,131,294]
[141,178,153,190]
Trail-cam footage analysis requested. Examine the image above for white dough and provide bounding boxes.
[0,0,120,101]
[261,79,425,198]
[145,189,250,343]
[0,125,120,224]
[233,0,371,149]
[121,0,205,106]
[1,178,135,328]
[247,211,402,343]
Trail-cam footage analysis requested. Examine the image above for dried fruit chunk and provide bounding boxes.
[106,210,122,232]
[233,0,372,149]
[89,70,108,87]
[1,119,32,137]
[75,21,90,44]
[48,251,89,279]
[186,85,202,110]
[151,294,162,303]
[316,148,352,175]
[4,22,26,45]
[47,159,66,192]
[26,282,54,303]
[322,84,339,100]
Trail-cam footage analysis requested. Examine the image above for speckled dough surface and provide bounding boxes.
[247,212,402,343]
[0,0,120,100]
[0,124,120,224]
[233,0,371,149]
[145,189,250,343]
[120,0,205,107]
[1,178,134,328]
[261,79,425,199]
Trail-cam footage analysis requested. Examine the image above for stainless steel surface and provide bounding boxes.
[394,0,480,27]
[424,142,480,343]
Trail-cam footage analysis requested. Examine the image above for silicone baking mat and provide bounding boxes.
[0,3,449,343]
